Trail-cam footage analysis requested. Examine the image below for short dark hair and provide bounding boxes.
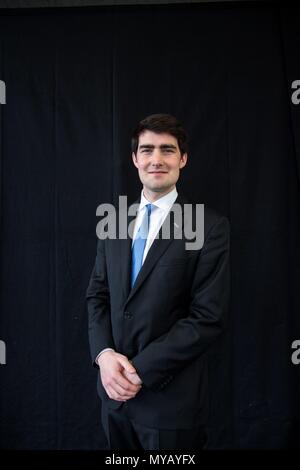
[131,114,188,156]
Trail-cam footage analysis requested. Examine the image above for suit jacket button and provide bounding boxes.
[124,311,132,319]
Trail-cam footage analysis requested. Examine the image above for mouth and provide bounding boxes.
[148,171,168,174]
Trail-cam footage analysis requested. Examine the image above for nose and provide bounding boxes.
[151,148,164,166]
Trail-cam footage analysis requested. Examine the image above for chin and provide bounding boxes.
[151,185,171,193]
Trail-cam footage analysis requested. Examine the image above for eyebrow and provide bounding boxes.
[139,144,177,150]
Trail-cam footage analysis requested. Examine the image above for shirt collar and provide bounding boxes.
[139,187,178,212]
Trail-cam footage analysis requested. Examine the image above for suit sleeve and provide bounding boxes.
[131,216,230,391]
[86,239,115,367]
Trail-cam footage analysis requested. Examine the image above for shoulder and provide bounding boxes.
[177,194,230,238]
[204,206,230,238]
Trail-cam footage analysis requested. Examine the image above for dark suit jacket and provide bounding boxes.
[86,194,230,430]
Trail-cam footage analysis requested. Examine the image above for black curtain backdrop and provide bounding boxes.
[0,2,300,450]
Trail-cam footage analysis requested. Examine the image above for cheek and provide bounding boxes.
[170,165,180,174]
[138,166,147,176]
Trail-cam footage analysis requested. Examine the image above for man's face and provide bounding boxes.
[132,130,187,198]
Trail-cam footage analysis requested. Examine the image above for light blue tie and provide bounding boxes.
[131,203,153,288]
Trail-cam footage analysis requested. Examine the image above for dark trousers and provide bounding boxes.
[101,402,208,450]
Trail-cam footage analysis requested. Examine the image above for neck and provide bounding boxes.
[143,185,175,202]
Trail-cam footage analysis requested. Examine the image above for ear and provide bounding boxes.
[179,153,188,169]
[132,152,139,169]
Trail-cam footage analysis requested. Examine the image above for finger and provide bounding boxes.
[102,372,140,394]
[115,374,141,392]
[117,356,136,373]
[112,381,138,399]
[106,384,135,401]
[125,372,142,385]
[106,385,126,401]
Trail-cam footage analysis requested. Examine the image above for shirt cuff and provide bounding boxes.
[95,348,115,365]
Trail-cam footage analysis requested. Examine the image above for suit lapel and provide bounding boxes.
[120,208,136,301]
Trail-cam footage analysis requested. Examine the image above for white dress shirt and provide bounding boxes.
[96,187,178,363]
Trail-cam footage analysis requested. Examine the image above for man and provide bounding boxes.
[86,114,230,450]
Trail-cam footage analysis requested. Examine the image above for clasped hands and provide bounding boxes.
[97,350,142,402]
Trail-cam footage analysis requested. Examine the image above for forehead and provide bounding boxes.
[138,130,179,147]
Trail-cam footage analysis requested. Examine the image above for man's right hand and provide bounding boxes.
[97,351,142,402]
